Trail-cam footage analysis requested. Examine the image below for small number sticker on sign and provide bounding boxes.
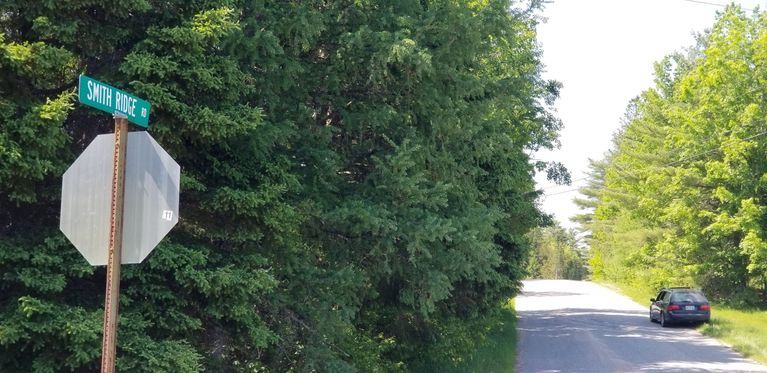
[162,210,173,221]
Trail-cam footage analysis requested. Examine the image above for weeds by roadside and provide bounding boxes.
[431,299,518,373]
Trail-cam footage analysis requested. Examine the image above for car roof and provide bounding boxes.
[661,287,703,292]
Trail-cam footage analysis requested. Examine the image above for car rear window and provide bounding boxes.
[671,291,707,303]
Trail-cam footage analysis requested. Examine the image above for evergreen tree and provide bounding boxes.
[0,0,562,370]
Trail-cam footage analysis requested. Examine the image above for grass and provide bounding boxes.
[698,307,767,365]
[439,299,518,373]
[602,281,767,366]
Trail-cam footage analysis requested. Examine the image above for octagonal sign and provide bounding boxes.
[60,132,180,265]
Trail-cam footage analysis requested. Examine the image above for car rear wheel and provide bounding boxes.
[660,312,668,327]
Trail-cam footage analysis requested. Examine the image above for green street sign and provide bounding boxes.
[78,75,151,128]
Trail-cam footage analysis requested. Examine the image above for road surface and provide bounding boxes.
[516,280,767,373]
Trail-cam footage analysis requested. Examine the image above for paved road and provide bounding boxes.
[516,280,767,373]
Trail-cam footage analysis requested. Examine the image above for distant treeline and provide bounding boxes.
[526,226,588,281]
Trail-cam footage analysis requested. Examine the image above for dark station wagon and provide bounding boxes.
[650,287,711,327]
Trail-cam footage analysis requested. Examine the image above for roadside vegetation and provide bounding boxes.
[430,299,518,373]
[699,307,767,364]
[432,225,587,373]
[0,1,566,371]
[426,224,587,372]
[575,5,767,366]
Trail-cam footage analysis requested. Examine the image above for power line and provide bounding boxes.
[539,176,589,192]
[678,0,754,11]
[680,0,731,8]
[544,187,584,197]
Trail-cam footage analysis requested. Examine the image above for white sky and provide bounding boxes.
[534,0,765,229]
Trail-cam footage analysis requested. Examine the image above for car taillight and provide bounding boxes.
[668,304,681,311]
[700,304,710,311]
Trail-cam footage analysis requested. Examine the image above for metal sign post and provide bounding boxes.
[101,114,128,373]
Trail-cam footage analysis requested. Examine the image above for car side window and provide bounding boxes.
[656,291,665,302]
[662,291,672,302]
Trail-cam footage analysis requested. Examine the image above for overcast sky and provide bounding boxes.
[533,0,765,229]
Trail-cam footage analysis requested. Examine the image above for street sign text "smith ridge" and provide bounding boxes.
[78,75,151,128]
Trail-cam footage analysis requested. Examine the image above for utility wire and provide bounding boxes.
[545,187,585,197]
[538,176,589,192]
[678,0,754,11]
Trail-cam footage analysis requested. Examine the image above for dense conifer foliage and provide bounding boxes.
[580,6,767,307]
[0,1,561,370]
